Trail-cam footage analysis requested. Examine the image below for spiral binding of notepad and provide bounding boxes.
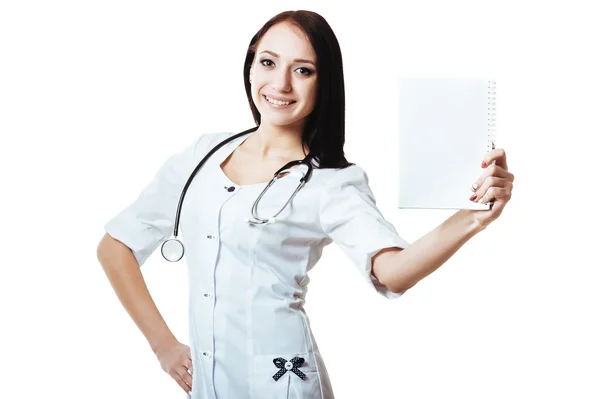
[485,80,497,207]
[487,80,497,151]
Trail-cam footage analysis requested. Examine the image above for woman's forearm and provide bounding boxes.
[379,210,485,294]
[96,234,176,353]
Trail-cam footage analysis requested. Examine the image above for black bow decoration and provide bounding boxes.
[272,356,307,381]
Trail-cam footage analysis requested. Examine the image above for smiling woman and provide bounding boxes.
[242,11,350,168]
[97,7,514,399]
[248,22,318,128]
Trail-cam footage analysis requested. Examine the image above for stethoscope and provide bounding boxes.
[160,126,314,262]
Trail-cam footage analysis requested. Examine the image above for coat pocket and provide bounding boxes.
[253,352,322,399]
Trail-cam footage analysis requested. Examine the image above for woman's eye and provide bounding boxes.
[260,59,274,67]
[296,67,313,76]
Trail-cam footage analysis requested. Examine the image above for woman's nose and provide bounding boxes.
[272,71,292,92]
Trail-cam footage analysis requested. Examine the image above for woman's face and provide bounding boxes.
[250,22,318,130]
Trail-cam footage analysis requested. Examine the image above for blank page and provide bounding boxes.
[397,78,494,210]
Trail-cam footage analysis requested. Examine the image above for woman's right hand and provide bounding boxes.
[154,339,194,394]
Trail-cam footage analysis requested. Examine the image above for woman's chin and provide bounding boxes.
[260,114,301,127]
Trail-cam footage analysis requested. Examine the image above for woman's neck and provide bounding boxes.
[247,122,309,160]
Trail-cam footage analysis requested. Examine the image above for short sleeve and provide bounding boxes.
[104,134,211,266]
[318,165,410,299]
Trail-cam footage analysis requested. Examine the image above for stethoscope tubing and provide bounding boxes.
[173,126,259,237]
[161,127,314,262]
[173,126,314,232]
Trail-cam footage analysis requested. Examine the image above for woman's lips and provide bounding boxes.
[263,95,296,108]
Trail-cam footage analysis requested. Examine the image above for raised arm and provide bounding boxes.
[373,148,514,294]
[372,211,483,294]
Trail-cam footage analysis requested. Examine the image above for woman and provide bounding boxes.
[96,10,514,399]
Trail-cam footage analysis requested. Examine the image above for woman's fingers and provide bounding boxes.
[156,340,194,395]
[180,364,193,392]
[482,147,508,171]
[171,367,192,394]
[186,356,193,375]
[471,164,515,195]
[178,350,194,393]
[470,175,513,204]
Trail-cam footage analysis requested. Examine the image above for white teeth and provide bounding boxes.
[265,96,292,106]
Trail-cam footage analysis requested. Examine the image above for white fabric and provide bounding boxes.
[104,131,410,399]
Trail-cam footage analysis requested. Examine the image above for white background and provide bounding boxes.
[1,0,598,398]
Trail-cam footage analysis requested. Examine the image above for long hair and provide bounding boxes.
[243,10,352,169]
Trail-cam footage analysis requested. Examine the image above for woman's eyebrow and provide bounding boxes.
[259,50,315,66]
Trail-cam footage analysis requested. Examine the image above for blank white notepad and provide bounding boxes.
[397,78,496,210]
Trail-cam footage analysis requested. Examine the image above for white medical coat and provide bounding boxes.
[104,131,410,399]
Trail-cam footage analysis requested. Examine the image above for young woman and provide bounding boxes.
[97,9,514,399]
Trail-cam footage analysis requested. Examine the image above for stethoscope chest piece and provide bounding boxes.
[161,238,185,262]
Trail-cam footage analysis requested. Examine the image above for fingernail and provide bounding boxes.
[478,198,485,204]
[470,194,477,201]
[471,183,478,191]
[481,161,487,168]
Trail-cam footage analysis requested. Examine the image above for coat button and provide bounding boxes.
[285,361,293,370]
[206,234,216,239]
[225,186,235,192]
[202,351,211,357]
[203,293,213,298]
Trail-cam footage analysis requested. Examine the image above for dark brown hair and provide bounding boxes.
[243,10,352,169]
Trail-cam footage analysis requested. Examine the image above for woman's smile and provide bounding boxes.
[263,94,297,108]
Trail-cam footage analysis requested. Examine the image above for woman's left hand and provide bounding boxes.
[468,147,514,229]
